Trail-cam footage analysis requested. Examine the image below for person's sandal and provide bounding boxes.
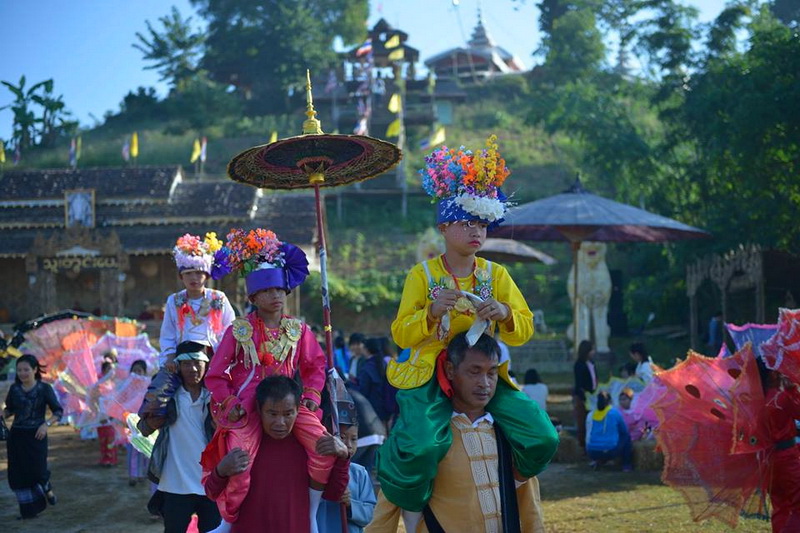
[46,490,57,506]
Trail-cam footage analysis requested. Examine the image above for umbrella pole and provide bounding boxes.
[572,241,580,357]
[313,182,335,374]
[312,181,350,533]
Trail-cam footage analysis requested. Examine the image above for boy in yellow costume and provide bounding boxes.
[378,136,559,529]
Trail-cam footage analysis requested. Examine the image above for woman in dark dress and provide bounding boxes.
[2,354,63,519]
[573,340,597,451]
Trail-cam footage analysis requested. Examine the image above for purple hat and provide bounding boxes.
[244,242,309,296]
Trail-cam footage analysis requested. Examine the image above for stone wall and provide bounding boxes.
[509,337,572,374]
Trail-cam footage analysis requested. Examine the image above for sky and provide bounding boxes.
[0,0,728,141]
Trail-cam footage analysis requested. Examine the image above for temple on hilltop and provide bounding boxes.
[425,10,525,83]
[312,18,466,191]
[0,167,319,323]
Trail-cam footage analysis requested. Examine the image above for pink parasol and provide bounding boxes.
[90,332,159,377]
[652,345,770,528]
[102,373,151,423]
[624,377,667,440]
[760,308,800,383]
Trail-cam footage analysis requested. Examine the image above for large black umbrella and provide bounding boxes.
[491,178,710,351]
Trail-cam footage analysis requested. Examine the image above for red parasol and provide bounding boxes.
[652,345,770,528]
[760,308,800,384]
[227,71,401,533]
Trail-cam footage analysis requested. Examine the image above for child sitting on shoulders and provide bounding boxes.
[201,228,333,533]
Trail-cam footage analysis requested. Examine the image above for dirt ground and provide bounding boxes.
[1,423,771,533]
[0,425,162,533]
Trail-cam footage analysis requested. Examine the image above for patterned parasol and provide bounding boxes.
[652,345,770,528]
[760,308,800,383]
[491,177,710,353]
[227,72,400,533]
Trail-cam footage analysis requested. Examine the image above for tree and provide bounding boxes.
[133,6,205,88]
[535,0,606,82]
[190,0,368,113]
[1,76,75,149]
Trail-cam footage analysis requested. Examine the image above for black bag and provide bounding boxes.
[0,417,9,441]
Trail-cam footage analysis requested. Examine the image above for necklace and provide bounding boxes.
[441,254,476,314]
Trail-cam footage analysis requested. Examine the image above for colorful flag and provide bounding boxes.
[13,144,21,165]
[385,34,400,49]
[190,139,201,163]
[388,93,401,113]
[388,48,405,62]
[420,126,446,151]
[269,131,278,143]
[324,69,338,94]
[353,117,368,136]
[69,138,77,168]
[430,126,446,146]
[386,118,401,138]
[122,139,130,162]
[130,132,139,159]
[76,136,82,162]
[200,136,207,163]
[0,140,5,164]
[356,38,373,57]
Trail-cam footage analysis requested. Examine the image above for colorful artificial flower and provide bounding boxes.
[420,134,512,224]
[217,228,284,277]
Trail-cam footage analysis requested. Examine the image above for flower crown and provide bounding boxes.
[173,232,223,272]
[420,135,511,223]
[211,228,284,279]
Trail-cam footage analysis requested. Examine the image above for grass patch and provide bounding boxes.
[539,463,769,532]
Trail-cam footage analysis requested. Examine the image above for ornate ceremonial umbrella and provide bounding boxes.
[228,70,400,369]
[227,72,401,532]
[491,177,710,353]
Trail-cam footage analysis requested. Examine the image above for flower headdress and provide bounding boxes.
[211,228,309,295]
[420,134,511,226]
[173,232,223,274]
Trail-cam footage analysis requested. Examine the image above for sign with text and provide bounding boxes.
[40,256,119,274]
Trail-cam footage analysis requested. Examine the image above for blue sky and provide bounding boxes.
[0,0,727,141]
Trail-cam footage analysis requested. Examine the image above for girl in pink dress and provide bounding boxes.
[202,228,333,533]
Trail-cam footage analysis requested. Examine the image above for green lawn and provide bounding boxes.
[539,463,770,532]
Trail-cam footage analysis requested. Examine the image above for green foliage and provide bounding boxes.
[164,71,242,131]
[190,0,368,114]
[1,76,76,149]
[133,6,205,88]
[540,1,607,81]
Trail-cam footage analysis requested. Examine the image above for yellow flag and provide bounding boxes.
[131,132,139,158]
[388,48,405,62]
[386,118,401,138]
[0,140,5,164]
[385,34,400,49]
[269,131,278,143]
[190,138,202,163]
[388,93,401,113]
[430,126,446,146]
[76,136,82,160]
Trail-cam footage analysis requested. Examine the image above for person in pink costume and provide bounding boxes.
[201,228,333,533]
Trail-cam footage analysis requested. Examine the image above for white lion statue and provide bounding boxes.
[567,242,611,352]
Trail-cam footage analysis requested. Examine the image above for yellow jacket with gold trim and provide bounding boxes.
[388,256,533,389]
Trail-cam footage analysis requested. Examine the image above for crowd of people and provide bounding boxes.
[3,134,798,533]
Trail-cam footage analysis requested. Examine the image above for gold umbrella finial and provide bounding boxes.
[302,69,323,135]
